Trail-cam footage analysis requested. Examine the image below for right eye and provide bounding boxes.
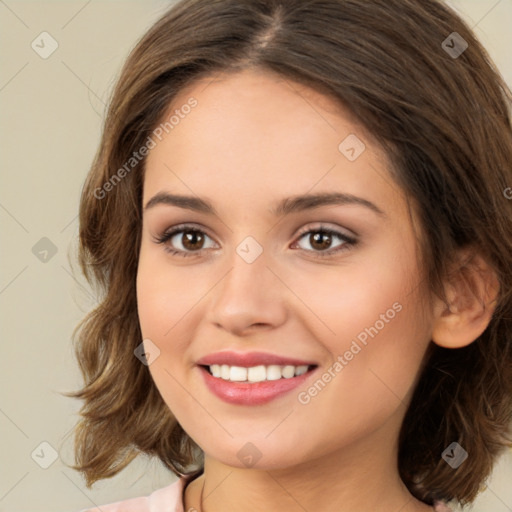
[154,224,218,257]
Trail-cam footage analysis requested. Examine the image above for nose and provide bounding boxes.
[206,246,287,337]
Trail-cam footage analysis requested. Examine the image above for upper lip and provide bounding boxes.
[196,351,317,367]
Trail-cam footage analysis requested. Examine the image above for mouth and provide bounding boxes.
[196,353,319,405]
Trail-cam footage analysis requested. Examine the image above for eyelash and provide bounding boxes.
[154,223,357,259]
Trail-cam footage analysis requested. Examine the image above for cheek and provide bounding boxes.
[286,237,421,354]
[284,296,430,467]
[136,253,203,424]
[301,284,429,434]
[136,245,199,343]
[136,246,211,399]
[288,242,429,415]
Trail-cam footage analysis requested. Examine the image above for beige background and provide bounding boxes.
[0,1,511,511]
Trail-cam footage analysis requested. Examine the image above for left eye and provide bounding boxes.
[292,228,356,255]
[154,224,357,258]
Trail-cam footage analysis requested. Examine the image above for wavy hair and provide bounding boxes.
[64,0,512,507]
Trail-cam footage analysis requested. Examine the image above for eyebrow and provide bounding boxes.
[144,191,386,218]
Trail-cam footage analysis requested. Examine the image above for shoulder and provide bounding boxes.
[433,500,454,512]
[76,477,187,512]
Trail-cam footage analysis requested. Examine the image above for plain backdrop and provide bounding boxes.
[1,1,511,511]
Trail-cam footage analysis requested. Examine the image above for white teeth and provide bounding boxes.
[211,364,221,377]
[221,364,230,380]
[266,365,282,381]
[282,365,295,378]
[247,365,266,382]
[229,366,247,381]
[295,365,308,376]
[207,363,311,382]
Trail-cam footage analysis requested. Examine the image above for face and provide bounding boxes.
[137,67,434,470]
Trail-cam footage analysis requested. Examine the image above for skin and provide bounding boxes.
[136,67,495,512]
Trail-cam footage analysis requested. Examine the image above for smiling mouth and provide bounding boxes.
[200,364,318,383]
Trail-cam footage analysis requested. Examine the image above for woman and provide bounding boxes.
[67,1,512,510]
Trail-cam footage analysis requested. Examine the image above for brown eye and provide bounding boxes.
[180,230,205,251]
[155,225,217,257]
[292,226,357,259]
[309,231,333,251]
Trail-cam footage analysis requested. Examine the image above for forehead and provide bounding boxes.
[143,68,402,215]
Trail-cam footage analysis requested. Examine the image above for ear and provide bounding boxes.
[431,249,500,349]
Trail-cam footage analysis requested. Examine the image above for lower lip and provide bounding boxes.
[198,366,317,405]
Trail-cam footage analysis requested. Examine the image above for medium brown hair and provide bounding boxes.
[65,0,512,507]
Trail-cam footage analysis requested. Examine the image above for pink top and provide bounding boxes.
[80,478,187,512]
[79,476,453,511]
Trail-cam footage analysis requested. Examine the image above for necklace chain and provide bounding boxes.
[199,477,205,511]
[189,477,205,512]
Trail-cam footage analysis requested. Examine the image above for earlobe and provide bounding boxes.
[431,251,500,349]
